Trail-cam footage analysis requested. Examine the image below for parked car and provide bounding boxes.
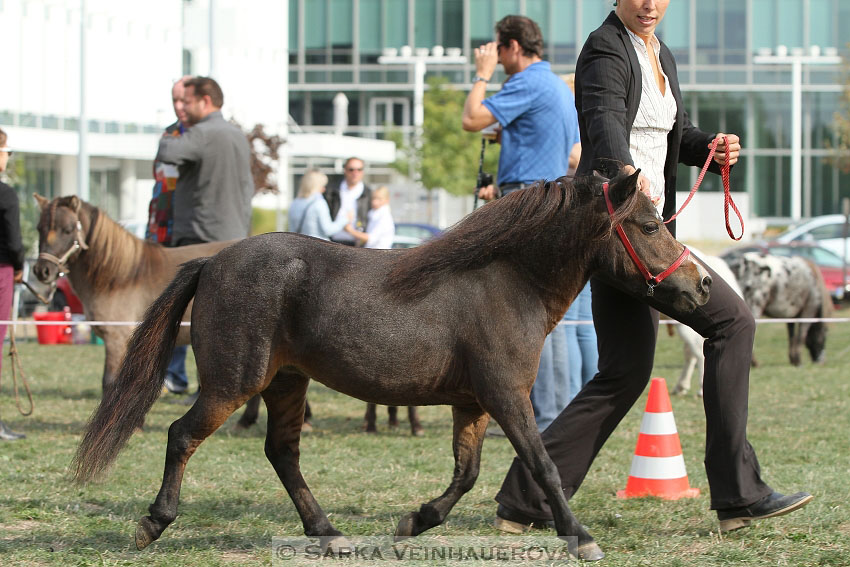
[720,240,850,302]
[392,222,442,249]
[774,214,850,260]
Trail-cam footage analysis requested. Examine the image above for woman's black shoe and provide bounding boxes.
[717,491,813,532]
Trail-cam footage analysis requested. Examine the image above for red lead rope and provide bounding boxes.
[664,135,744,241]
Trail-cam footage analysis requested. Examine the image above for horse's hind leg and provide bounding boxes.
[136,391,251,550]
[364,403,378,433]
[263,370,340,537]
[234,394,262,430]
[408,406,424,436]
[395,406,488,538]
[387,406,399,428]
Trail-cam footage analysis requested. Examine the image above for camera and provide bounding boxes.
[476,171,494,190]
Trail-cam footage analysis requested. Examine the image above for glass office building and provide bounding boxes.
[287,0,850,220]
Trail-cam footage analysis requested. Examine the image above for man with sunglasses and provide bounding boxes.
[462,15,580,434]
[325,157,372,246]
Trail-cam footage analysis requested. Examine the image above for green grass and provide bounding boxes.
[1,309,849,566]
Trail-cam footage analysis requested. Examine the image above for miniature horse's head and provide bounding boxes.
[32,194,92,284]
[590,170,711,314]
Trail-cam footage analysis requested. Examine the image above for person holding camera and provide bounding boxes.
[462,15,580,432]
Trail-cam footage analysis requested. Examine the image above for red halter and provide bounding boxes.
[603,182,690,297]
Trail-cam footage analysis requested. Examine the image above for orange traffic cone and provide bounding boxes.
[617,377,700,500]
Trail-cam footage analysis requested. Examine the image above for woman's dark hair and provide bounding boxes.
[495,15,544,59]
[184,76,224,108]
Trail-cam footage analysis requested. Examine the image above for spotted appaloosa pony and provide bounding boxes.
[726,252,833,366]
[72,171,711,561]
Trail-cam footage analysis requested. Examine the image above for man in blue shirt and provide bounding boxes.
[462,15,581,434]
[463,15,579,198]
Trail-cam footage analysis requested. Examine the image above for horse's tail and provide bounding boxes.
[804,259,833,362]
[72,257,209,484]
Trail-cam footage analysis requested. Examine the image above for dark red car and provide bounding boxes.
[720,241,850,302]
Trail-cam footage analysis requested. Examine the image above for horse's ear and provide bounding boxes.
[608,168,641,203]
[69,195,81,213]
[33,193,49,210]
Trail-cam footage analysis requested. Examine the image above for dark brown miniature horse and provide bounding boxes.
[72,172,711,561]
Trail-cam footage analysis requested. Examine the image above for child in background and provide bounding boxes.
[344,185,395,249]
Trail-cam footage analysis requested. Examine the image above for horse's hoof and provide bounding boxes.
[411,426,425,437]
[320,535,353,553]
[301,421,313,434]
[577,541,605,562]
[232,421,252,431]
[135,516,159,550]
[395,512,418,538]
[388,418,399,429]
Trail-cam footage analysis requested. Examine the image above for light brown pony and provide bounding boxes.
[32,194,234,391]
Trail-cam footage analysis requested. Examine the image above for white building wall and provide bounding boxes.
[2,0,182,126]
[183,0,289,132]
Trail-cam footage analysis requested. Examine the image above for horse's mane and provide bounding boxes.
[387,173,639,299]
[80,203,167,292]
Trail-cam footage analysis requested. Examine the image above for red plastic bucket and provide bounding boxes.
[33,311,73,345]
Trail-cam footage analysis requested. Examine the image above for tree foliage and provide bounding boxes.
[391,76,500,196]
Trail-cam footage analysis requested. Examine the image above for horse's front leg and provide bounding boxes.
[408,406,424,436]
[484,397,604,562]
[98,325,132,392]
[395,405,488,538]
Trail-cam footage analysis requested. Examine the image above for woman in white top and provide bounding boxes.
[344,186,395,249]
[288,170,350,239]
[494,0,810,545]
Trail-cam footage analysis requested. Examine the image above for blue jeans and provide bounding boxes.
[166,345,188,389]
[529,319,570,432]
[564,283,598,402]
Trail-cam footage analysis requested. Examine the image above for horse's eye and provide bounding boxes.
[642,222,659,234]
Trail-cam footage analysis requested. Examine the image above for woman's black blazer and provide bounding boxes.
[574,11,722,235]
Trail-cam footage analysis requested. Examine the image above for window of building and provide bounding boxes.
[305,0,328,64]
[809,0,834,49]
[386,0,409,48]
[331,0,353,64]
[89,169,121,219]
[415,0,437,49]
[182,49,193,76]
[549,0,576,65]
[289,0,298,63]
[469,0,494,48]
[442,0,463,48]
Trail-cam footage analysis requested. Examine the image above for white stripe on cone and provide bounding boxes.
[628,454,688,480]
[639,411,678,435]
